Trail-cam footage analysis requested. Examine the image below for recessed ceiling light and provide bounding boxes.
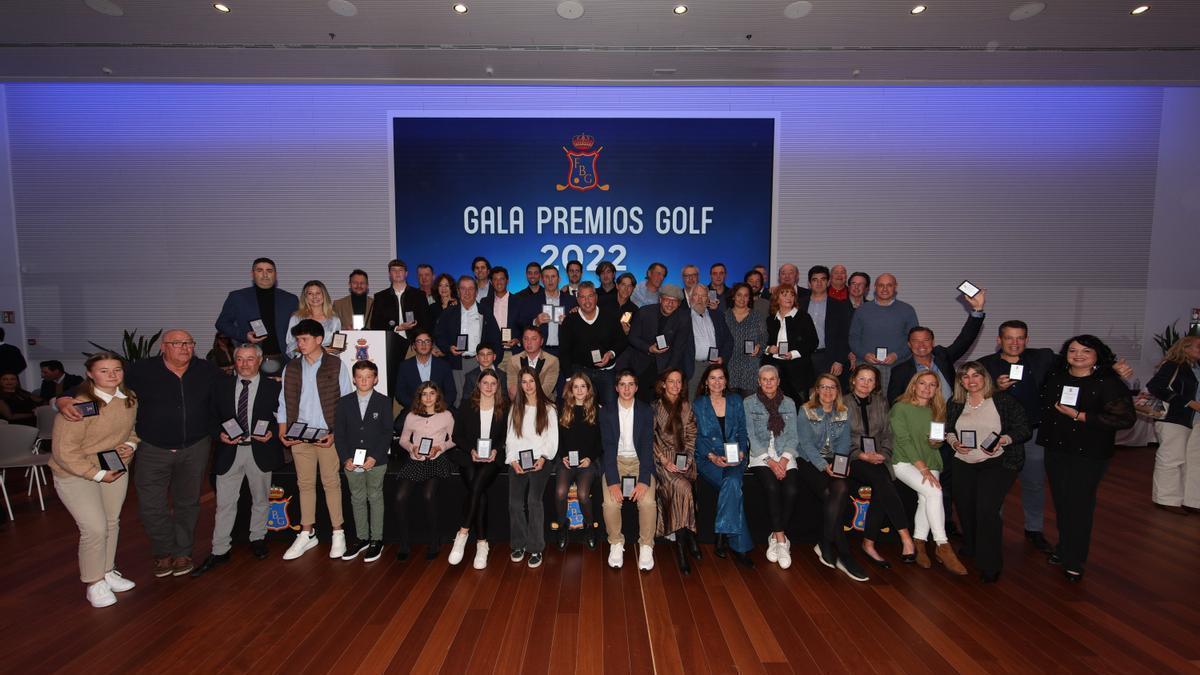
[1130,4,1149,14]
[910,4,927,14]
[328,0,357,16]
[673,4,688,15]
[84,0,124,17]
[452,2,468,13]
[213,3,230,12]
[1009,2,1045,21]
[556,1,584,19]
[783,1,813,19]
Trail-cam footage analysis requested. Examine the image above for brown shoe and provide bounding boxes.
[172,556,194,576]
[935,543,968,576]
[153,557,174,578]
[914,539,931,569]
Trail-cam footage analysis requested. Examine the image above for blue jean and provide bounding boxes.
[695,456,752,553]
[1020,439,1046,532]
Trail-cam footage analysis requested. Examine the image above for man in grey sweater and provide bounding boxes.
[848,273,919,393]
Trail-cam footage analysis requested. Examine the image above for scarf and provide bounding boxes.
[756,388,785,437]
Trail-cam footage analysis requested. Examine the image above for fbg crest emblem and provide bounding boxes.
[354,337,370,362]
[266,485,300,531]
[556,133,610,192]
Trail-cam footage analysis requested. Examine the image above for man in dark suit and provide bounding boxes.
[0,327,26,377]
[513,265,577,358]
[215,258,300,370]
[599,370,658,571]
[394,329,456,411]
[682,283,734,399]
[886,291,988,405]
[369,259,430,393]
[38,360,83,401]
[623,284,692,402]
[193,344,284,576]
[477,266,521,360]
[796,265,853,384]
[435,276,501,404]
[461,344,508,406]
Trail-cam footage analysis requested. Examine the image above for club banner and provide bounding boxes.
[391,115,775,283]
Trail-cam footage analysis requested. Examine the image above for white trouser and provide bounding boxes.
[894,462,946,544]
[1154,422,1200,508]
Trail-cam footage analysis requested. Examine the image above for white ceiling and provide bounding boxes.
[1,0,1198,82]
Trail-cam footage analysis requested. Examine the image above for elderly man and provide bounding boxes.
[632,262,668,308]
[626,284,693,401]
[193,344,284,576]
[829,264,849,301]
[776,263,801,294]
[685,283,734,398]
[435,275,501,404]
[57,329,221,578]
[848,273,919,393]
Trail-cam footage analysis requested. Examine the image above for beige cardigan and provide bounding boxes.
[50,396,139,480]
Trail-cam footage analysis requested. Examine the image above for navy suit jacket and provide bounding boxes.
[478,293,520,355]
[599,399,656,487]
[887,312,986,405]
[623,304,692,376]
[796,295,852,370]
[334,390,394,464]
[215,286,299,352]
[209,374,284,474]
[512,290,578,347]
[434,303,502,371]
[681,307,735,379]
[394,356,457,410]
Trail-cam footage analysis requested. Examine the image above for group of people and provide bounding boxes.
[33,255,1154,609]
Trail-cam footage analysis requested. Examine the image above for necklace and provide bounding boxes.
[966,396,986,410]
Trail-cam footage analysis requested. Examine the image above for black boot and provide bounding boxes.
[714,534,729,559]
[686,530,702,561]
[555,525,568,551]
[674,538,691,576]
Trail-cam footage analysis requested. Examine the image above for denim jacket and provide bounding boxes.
[796,405,850,471]
[694,394,750,464]
[743,393,800,462]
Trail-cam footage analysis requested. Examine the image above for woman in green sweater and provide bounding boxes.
[889,371,967,575]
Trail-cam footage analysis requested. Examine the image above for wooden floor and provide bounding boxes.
[2,446,1199,675]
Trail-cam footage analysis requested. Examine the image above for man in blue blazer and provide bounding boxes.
[512,265,577,358]
[215,258,300,368]
[599,370,658,572]
[394,329,456,411]
[434,276,501,405]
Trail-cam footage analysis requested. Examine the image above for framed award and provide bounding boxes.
[1060,385,1080,406]
[330,332,348,350]
[875,347,889,361]
[476,438,492,459]
[777,341,788,355]
[929,422,946,441]
[74,401,100,418]
[861,436,877,454]
[707,347,719,362]
[250,319,268,338]
[959,430,977,449]
[674,453,688,470]
[1008,364,1024,381]
[568,450,580,467]
[501,327,512,343]
[519,449,535,470]
[723,442,739,463]
[418,436,433,456]
[352,448,367,466]
[620,311,633,324]
[743,340,755,355]
[621,476,636,498]
[655,335,668,350]
[300,426,320,442]
[253,419,270,436]
[591,349,603,365]
[285,422,307,439]
[456,334,469,351]
[98,450,126,473]
[221,418,245,439]
[957,280,981,298]
[831,451,850,478]
[981,432,1001,453]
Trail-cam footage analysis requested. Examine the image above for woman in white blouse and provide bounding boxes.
[506,367,559,569]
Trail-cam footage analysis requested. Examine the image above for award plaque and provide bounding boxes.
[456,334,469,351]
[723,442,739,463]
[981,431,1001,453]
[621,476,636,498]
[1060,385,1080,406]
[404,311,416,324]
[957,280,981,298]
[831,450,851,478]
[352,448,367,466]
[862,436,877,454]
[330,332,347,350]
[352,314,365,330]
[501,327,512,343]
[541,304,554,319]
[250,319,268,338]
[285,422,307,440]
[708,289,719,302]
[929,422,946,441]
[253,419,270,436]
[1009,364,1024,381]
[74,401,100,418]
[620,311,633,324]
[674,453,688,470]
[313,428,330,441]
[875,347,889,361]
[553,306,566,323]
[591,349,603,365]
[655,334,668,350]
[99,450,126,472]
[707,346,719,362]
[568,450,580,467]
[476,438,492,459]
[777,341,788,355]
[519,449,535,470]
[300,426,320,442]
[959,430,977,449]
[418,436,433,456]
[743,340,755,355]
[221,417,245,439]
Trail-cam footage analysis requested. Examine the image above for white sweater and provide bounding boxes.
[505,405,560,464]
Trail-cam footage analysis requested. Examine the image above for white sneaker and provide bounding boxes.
[283,530,319,560]
[449,531,470,566]
[608,542,625,569]
[87,580,117,608]
[103,570,135,593]
[329,530,347,559]
[473,540,490,570]
[777,536,792,569]
[638,545,654,571]
[765,535,780,563]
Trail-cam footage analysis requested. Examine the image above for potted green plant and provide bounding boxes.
[83,329,162,363]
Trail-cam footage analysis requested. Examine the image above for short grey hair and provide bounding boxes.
[757,364,780,379]
[234,343,263,358]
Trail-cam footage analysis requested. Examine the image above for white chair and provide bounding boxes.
[0,425,51,520]
[29,406,57,492]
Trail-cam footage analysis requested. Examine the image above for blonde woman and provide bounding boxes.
[1147,335,1200,514]
[889,371,967,575]
[50,352,139,607]
[285,280,342,357]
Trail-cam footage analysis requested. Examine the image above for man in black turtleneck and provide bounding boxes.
[333,269,374,331]
[216,257,300,365]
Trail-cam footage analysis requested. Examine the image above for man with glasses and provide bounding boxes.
[57,329,221,578]
[215,257,299,372]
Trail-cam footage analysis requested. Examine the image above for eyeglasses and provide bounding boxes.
[164,341,196,348]
[414,339,433,345]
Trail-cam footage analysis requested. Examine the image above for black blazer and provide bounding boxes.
[369,285,431,354]
[1147,361,1199,429]
[394,356,457,410]
[209,374,284,475]
[433,303,502,370]
[599,400,656,487]
[795,295,852,369]
[945,392,1031,471]
[452,402,509,460]
[1037,369,1135,459]
[887,312,985,404]
[764,309,820,382]
[681,306,735,380]
[462,366,508,407]
[512,290,578,348]
[478,293,520,355]
[334,390,393,464]
[623,304,692,377]
[38,373,84,401]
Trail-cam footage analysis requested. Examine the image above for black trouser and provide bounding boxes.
[751,465,801,534]
[554,463,598,527]
[394,477,441,549]
[848,460,910,541]
[795,461,852,555]
[135,439,209,559]
[1045,450,1110,572]
[775,357,815,404]
[952,458,1018,576]
[449,450,503,541]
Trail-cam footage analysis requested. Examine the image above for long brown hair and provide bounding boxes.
[655,368,687,453]
[511,366,553,437]
[895,371,946,422]
[77,351,137,409]
[560,373,597,427]
[414,381,448,414]
[468,370,508,417]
